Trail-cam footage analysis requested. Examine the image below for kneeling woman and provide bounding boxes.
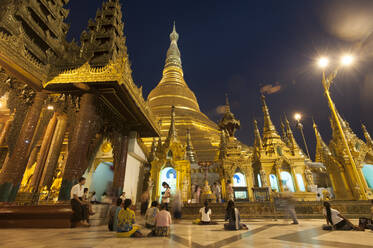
[323,202,357,230]
[117,199,143,237]
[224,200,248,230]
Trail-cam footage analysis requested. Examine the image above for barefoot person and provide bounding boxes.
[323,202,358,230]
[70,177,89,227]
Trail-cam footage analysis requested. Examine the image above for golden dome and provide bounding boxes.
[147,24,220,161]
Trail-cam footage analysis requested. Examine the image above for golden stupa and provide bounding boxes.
[146,24,220,161]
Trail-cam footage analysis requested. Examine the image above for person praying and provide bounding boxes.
[145,201,159,229]
[154,203,172,236]
[323,202,358,230]
[108,198,122,231]
[199,201,217,225]
[70,177,89,227]
[117,199,143,237]
[224,200,248,230]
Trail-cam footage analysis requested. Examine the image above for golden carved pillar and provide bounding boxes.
[112,135,129,197]
[30,113,58,192]
[291,166,300,192]
[0,114,13,145]
[58,93,98,201]
[0,92,47,202]
[276,166,284,192]
[39,113,68,190]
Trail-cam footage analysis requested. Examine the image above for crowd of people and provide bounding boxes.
[69,178,373,237]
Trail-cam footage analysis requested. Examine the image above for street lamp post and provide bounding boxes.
[317,55,367,200]
[294,113,311,159]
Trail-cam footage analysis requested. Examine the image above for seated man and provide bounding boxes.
[70,177,89,227]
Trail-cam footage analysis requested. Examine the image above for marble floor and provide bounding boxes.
[1,218,372,248]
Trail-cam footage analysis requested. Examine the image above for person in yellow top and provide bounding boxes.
[117,199,143,237]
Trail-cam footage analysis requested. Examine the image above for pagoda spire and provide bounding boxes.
[165,22,182,69]
[362,124,373,149]
[284,114,301,154]
[313,121,331,162]
[253,119,263,159]
[280,118,289,146]
[164,106,178,146]
[225,94,231,114]
[80,0,126,66]
[186,128,197,163]
[260,95,280,139]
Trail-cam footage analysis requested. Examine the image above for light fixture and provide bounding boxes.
[318,57,329,68]
[47,105,54,111]
[294,113,302,121]
[340,54,354,66]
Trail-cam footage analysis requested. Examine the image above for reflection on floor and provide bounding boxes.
[1,218,373,248]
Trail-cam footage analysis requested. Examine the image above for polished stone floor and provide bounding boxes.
[1,218,372,248]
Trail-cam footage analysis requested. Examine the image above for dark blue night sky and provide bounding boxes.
[65,0,373,159]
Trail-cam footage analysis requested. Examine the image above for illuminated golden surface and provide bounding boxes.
[146,24,220,161]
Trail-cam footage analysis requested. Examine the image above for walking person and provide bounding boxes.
[282,189,298,224]
[70,177,89,227]
[140,190,150,216]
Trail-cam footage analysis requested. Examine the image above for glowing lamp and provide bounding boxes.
[318,57,329,68]
[294,113,302,121]
[341,54,354,66]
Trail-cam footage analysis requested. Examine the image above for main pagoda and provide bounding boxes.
[145,24,220,162]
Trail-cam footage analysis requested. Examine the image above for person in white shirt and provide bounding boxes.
[199,201,212,224]
[323,202,356,230]
[70,177,89,227]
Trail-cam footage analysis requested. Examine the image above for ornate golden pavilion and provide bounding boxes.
[250,96,317,201]
[313,106,373,200]
[0,0,158,203]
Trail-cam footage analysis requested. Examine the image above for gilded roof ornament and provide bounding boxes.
[164,106,178,146]
[362,124,373,149]
[313,120,331,162]
[218,94,240,137]
[260,95,280,140]
[186,128,197,163]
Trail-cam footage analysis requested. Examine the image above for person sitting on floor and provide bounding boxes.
[145,201,159,229]
[154,203,172,237]
[108,198,122,231]
[323,202,358,230]
[117,199,143,237]
[83,188,95,216]
[224,200,248,230]
[198,201,216,225]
